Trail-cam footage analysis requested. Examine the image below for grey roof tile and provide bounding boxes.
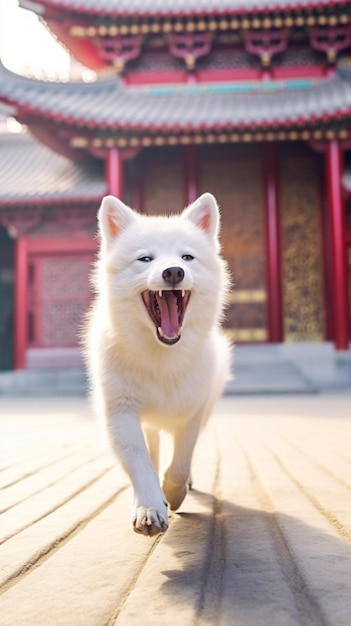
[0,133,106,204]
[22,0,348,16]
[1,64,351,132]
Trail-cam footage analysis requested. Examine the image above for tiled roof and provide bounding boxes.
[21,0,348,17]
[0,133,106,205]
[1,63,351,133]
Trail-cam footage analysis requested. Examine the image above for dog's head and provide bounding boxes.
[96,193,229,347]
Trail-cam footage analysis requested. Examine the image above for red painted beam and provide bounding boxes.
[263,143,283,343]
[14,238,28,370]
[326,140,349,350]
[321,183,334,341]
[106,148,123,198]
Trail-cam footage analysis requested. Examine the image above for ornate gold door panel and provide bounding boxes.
[280,156,324,341]
[199,158,267,342]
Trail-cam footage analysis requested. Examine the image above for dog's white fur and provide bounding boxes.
[85,193,231,536]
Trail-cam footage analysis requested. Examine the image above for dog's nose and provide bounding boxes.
[162,266,185,286]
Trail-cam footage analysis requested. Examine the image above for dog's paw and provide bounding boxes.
[132,505,168,537]
[163,473,188,511]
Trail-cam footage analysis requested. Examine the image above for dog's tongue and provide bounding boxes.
[156,291,179,338]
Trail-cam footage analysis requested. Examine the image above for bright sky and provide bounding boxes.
[0,0,70,79]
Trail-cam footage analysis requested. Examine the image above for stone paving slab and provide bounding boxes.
[0,394,350,625]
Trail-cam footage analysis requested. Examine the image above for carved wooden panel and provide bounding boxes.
[28,253,93,348]
[199,159,267,341]
[280,156,324,341]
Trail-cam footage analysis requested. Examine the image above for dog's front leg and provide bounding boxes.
[163,411,204,511]
[144,426,160,473]
[106,412,168,536]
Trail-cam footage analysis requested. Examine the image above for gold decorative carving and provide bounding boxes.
[70,137,88,148]
[228,290,267,304]
[84,128,351,152]
[69,11,351,41]
[280,156,324,342]
[225,328,268,342]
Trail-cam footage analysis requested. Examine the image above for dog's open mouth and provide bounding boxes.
[141,290,191,345]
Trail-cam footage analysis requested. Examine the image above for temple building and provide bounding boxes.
[0,0,351,371]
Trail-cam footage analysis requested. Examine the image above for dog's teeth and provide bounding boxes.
[181,290,185,298]
[158,326,165,337]
[177,327,183,337]
[158,290,163,298]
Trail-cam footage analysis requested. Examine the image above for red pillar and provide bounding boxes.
[263,143,283,343]
[326,140,349,350]
[106,148,123,198]
[14,238,28,370]
[184,145,198,205]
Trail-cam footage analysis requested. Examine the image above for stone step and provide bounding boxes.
[227,345,314,394]
[226,363,313,394]
[0,367,88,396]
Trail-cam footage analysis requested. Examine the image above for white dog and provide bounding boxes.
[86,193,231,536]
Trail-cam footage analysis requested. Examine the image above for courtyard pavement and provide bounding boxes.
[0,392,350,626]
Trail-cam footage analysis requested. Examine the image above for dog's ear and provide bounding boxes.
[182,193,220,239]
[98,195,136,242]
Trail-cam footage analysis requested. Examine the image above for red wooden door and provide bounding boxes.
[15,239,97,369]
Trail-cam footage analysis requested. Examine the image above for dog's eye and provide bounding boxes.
[182,254,194,261]
[138,256,153,263]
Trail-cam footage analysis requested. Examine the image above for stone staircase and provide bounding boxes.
[0,367,88,397]
[226,342,351,394]
[226,346,312,394]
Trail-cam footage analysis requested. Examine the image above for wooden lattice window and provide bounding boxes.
[28,253,94,348]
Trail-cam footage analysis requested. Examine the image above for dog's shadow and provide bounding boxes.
[160,488,351,624]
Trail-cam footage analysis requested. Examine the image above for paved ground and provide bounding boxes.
[0,393,350,626]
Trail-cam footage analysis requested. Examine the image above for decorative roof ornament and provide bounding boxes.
[309,25,351,64]
[244,28,288,66]
[168,31,212,71]
[97,34,143,72]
